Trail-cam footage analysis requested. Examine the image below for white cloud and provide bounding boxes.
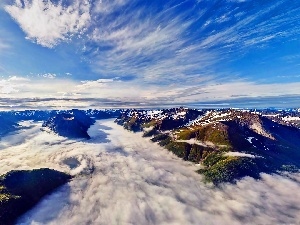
[0,75,77,99]
[1,85,18,94]
[80,78,116,86]
[0,120,299,224]
[5,0,91,47]
[224,152,257,158]
[0,76,28,94]
[8,76,30,81]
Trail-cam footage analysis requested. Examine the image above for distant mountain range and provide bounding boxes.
[115,107,300,184]
[0,109,124,139]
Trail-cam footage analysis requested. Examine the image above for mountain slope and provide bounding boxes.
[116,108,300,184]
[0,169,71,225]
[42,110,95,139]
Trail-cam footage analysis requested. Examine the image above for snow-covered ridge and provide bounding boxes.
[282,116,300,121]
[124,108,203,126]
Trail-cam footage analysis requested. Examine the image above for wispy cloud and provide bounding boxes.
[5,0,91,47]
[175,81,300,102]
[0,42,10,51]
[88,1,217,84]
[92,0,129,14]
[85,0,300,85]
[0,29,11,57]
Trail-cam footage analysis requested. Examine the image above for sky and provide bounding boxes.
[0,0,300,109]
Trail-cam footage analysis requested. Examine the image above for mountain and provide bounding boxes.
[0,109,124,122]
[116,108,300,184]
[0,115,20,137]
[85,109,124,119]
[0,168,71,225]
[42,110,96,139]
[1,107,299,184]
[116,107,205,132]
[257,108,300,129]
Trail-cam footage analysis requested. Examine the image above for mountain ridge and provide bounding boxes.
[115,107,300,184]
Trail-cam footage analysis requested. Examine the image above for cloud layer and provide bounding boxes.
[0,76,300,109]
[0,119,299,224]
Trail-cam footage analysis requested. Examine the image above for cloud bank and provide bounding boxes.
[0,119,299,224]
[0,76,300,109]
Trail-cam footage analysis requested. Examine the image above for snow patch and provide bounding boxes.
[282,116,300,121]
[246,137,255,144]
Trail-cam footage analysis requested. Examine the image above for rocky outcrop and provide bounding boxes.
[42,110,95,139]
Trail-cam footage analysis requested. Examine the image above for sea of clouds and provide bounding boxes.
[0,119,299,225]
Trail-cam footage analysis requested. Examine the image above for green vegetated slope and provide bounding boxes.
[0,168,72,225]
[116,108,300,184]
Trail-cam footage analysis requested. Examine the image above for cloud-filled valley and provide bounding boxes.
[1,119,299,224]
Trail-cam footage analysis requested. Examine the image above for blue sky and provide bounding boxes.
[0,0,299,109]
